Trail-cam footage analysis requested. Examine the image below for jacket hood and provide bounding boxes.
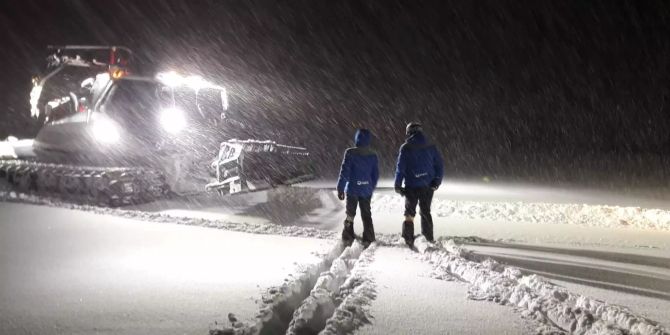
[406,131,427,145]
[354,129,371,147]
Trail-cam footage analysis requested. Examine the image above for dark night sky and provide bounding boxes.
[1,0,669,186]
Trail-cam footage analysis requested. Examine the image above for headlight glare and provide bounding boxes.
[160,107,186,134]
[92,117,120,144]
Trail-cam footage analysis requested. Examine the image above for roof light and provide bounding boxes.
[156,71,182,87]
[156,71,223,90]
[110,68,125,79]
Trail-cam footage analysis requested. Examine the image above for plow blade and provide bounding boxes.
[206,140,314,195]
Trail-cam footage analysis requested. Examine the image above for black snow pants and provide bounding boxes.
[345,195,375,242]
[404,187,434,241]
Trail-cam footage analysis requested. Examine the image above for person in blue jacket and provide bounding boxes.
[394,122,444,245]
[336,128,379,245]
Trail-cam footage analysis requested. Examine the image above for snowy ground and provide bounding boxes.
[466,243,670,329]
[128,181,670,253]
[1,179,669,334]
[357,246,532,335]
[0,202,334,335]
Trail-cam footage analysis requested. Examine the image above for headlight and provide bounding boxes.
[92,117,120,143]
[160,107,186,134]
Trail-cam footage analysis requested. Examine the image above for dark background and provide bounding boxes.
[1,0,669,187]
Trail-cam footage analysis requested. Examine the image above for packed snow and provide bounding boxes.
[0,137,34,159]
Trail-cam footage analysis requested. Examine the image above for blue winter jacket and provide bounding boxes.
[336,129,379,197]
[394,131,444,189]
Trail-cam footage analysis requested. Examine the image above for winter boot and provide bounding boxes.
[361,217,375,247]
[422,230,435,244]
[342,219,355,243]
[420,212,434,243]
[362,233,375,248]
[361,230,375,248]
[402,220,414,246]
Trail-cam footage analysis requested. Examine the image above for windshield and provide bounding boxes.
[103,79,225,129]
[103,79,162,117]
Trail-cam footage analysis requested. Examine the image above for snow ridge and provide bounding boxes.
[210,242,377,335]
[373,194,670,231]
[319,244,377,335]
[286,241,365,334]
[210,242,346,335]
[0,191,338,240]
[422,239,668,335]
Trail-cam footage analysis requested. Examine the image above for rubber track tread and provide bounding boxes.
[0,159,168,206]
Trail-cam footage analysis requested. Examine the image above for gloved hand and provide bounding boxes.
[395,187,406,197]
[337,191,345,200]
[430,180,440,191]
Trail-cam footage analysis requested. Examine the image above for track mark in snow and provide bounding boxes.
[285,241,364,334]
[209,241,347,335]
[320,244,377,335]
[209,242,377,335]
[286,241,376,335]
[418,239,669,335]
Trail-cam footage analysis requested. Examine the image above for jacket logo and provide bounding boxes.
[356,181,370,185]
[414,172,428,178]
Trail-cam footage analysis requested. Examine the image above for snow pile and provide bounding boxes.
[0,137,34,158]
[0,141,17,158]
[422,240,668,335]
[373,194,670,231]
[320,244,377,335]
[287,241,365,334]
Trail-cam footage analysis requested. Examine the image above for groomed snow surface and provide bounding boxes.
[1,182,670,334]
[0,202,334,335]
